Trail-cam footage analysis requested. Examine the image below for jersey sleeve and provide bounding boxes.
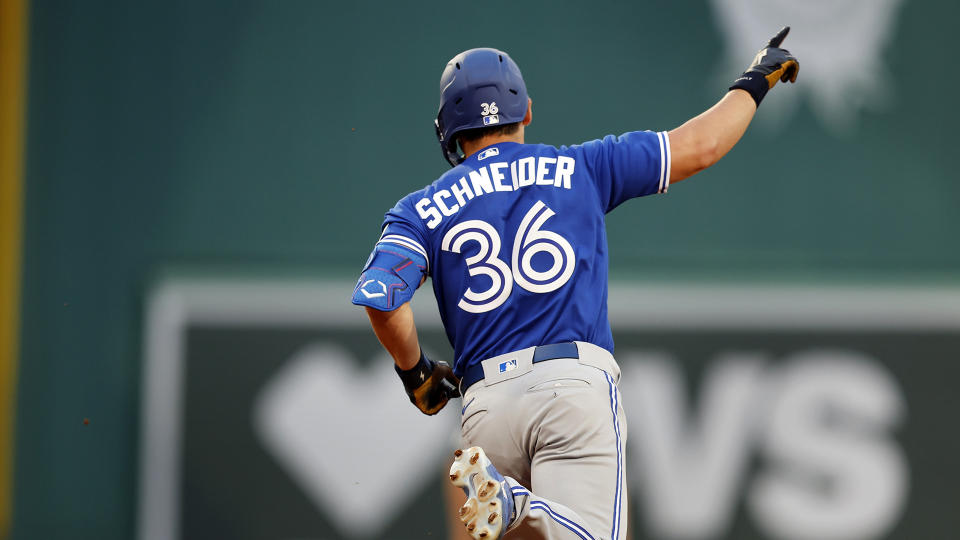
[380,202,432,275]
[350,200,431,311]
[578,130,671,213]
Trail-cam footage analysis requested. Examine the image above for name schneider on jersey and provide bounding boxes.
[416,152,576,230]
[353,130,672,317]
[352,149,575,312]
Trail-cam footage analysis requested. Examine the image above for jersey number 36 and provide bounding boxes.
[440,200,575,313]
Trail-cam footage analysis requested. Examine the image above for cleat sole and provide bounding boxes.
[459,499,478,522]
[449,447,508,540]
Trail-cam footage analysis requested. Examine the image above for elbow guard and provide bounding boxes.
[351,242,428,311]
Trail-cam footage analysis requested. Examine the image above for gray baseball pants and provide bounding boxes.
[459,341,628,540]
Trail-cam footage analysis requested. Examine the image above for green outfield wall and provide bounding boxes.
[11,1,959,539]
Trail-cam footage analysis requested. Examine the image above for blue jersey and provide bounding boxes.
[369,131,670,376]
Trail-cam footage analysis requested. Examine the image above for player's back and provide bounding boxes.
[383,131,671,375]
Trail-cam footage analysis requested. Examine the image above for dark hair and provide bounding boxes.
[456,122,521,148]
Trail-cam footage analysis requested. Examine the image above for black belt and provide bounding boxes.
[460,342,579,394]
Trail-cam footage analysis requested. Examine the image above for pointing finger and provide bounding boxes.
[768,26,790,48]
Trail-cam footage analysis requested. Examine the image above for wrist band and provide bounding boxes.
[395,351,432,390]
[729,71,768,107]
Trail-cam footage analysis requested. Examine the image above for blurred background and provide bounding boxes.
[1,0,958,539]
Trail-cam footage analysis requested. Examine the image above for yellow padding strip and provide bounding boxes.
[0,0,28,535]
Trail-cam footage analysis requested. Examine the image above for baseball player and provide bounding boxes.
[352,28,798,540]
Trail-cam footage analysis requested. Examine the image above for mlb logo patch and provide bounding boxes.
[483,115,500,125]
[498,359,517,373]
[477,147,499,161]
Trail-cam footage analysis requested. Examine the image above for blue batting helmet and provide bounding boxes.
[434,48,528,167]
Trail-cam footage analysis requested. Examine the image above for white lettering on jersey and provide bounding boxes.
[468,168,494,196]
[418,157,576,228]
[535,157,557,186]
[517,157,535,188]
[490,162,511,192]
[555,156,575,189]
[416,197,442,229]
[433,189,459,216]
[450,178,475,207]
[441,200,576,312]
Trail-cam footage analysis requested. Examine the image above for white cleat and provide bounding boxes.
[450,447,515,540]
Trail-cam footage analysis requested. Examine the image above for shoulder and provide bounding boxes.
[382,166,468,238]
[387,169,453,217]
[560,131,660,152]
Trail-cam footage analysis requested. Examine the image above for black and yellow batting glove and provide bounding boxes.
[730,26,800,107]
[395,351,461,415]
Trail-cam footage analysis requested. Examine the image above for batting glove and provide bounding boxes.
[395,351,461,415]
[730,26,800,107]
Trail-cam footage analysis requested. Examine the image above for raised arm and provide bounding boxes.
[668,27,799,183]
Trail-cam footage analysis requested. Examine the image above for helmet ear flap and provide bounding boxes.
[435,117,464,167]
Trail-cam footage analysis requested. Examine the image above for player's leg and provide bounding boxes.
[508,359,627,539]
[454,352,626,539]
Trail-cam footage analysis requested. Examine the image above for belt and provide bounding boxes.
[459,342,579,394]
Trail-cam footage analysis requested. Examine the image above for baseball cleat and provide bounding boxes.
[450,446,515,540]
